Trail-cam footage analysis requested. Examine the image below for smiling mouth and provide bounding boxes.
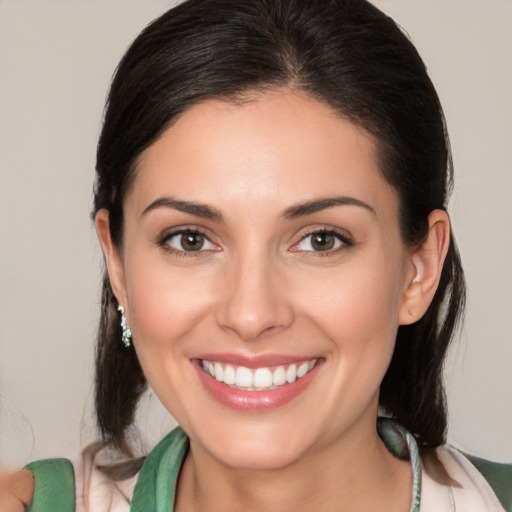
[200,359,318,391]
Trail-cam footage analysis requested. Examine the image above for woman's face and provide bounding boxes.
[109,91,416,469]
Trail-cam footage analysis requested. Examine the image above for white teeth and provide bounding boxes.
[286,364,297,383]
[201,359,318,390]
[235,366,253,388]
[272,365,286,386]
[214,362,224,382]
[224,365,236,385]
[254,368,273,388]
[297,362,309,378]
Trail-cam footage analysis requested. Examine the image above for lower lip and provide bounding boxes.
[193,360,322,412]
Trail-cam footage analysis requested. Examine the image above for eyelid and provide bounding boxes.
[158,226,221,255]
[156,225,352,257]
[289,227,354,254]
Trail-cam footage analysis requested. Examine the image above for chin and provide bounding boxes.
[193,420,312,470]
[214,441,305,471]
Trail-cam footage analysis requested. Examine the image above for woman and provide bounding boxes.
[2,0,510,510]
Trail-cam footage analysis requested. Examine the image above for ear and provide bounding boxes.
[399,209,451,325]
[95,209,128,308]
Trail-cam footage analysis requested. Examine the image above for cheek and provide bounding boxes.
[297,260,404,414]
[301,261,403,339]
[293,251,406,395]
[122,258,221,418]
[124,251,218,356]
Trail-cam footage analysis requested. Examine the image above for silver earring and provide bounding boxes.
[117,305,132,348]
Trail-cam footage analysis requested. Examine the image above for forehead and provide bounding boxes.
[128,90,398,218]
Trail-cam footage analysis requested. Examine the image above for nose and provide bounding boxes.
[215,251,294,341]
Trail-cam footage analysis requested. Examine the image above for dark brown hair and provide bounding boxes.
[92,0,465,470]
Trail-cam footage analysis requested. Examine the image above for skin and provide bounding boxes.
[97,89,450,511]
[0,469,34,512]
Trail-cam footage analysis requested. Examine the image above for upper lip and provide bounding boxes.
[194,353,321,369]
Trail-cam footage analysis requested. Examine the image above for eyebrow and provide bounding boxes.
[141,195,375,223]
[282,196,376,220]
[141,197,224,222]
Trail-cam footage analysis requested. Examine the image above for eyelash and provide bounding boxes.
[158,228,218,258]
[292,228,354,256]
[157,227,353,257]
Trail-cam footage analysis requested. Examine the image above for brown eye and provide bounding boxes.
[163,230,217,253]
[180,232,205,251]
[294,230,349,253]
[311,232,335,251]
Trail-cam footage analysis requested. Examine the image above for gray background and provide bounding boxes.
[1,0,511,467]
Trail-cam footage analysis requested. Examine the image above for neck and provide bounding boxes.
[175,418,413,512]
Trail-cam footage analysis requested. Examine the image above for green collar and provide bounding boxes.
[130,427,189,512]
[130,419,422,512]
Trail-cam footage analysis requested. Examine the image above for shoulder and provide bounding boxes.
[462,450,512,509]
[0,460,76,512]
[422,445,511,512]
[447,448,511,512]
[16,450,137,512]
[0,467,34,512]
[16,428,189,512]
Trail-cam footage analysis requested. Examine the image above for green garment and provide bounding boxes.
[24,419,511,511]
[24,458,75,512]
